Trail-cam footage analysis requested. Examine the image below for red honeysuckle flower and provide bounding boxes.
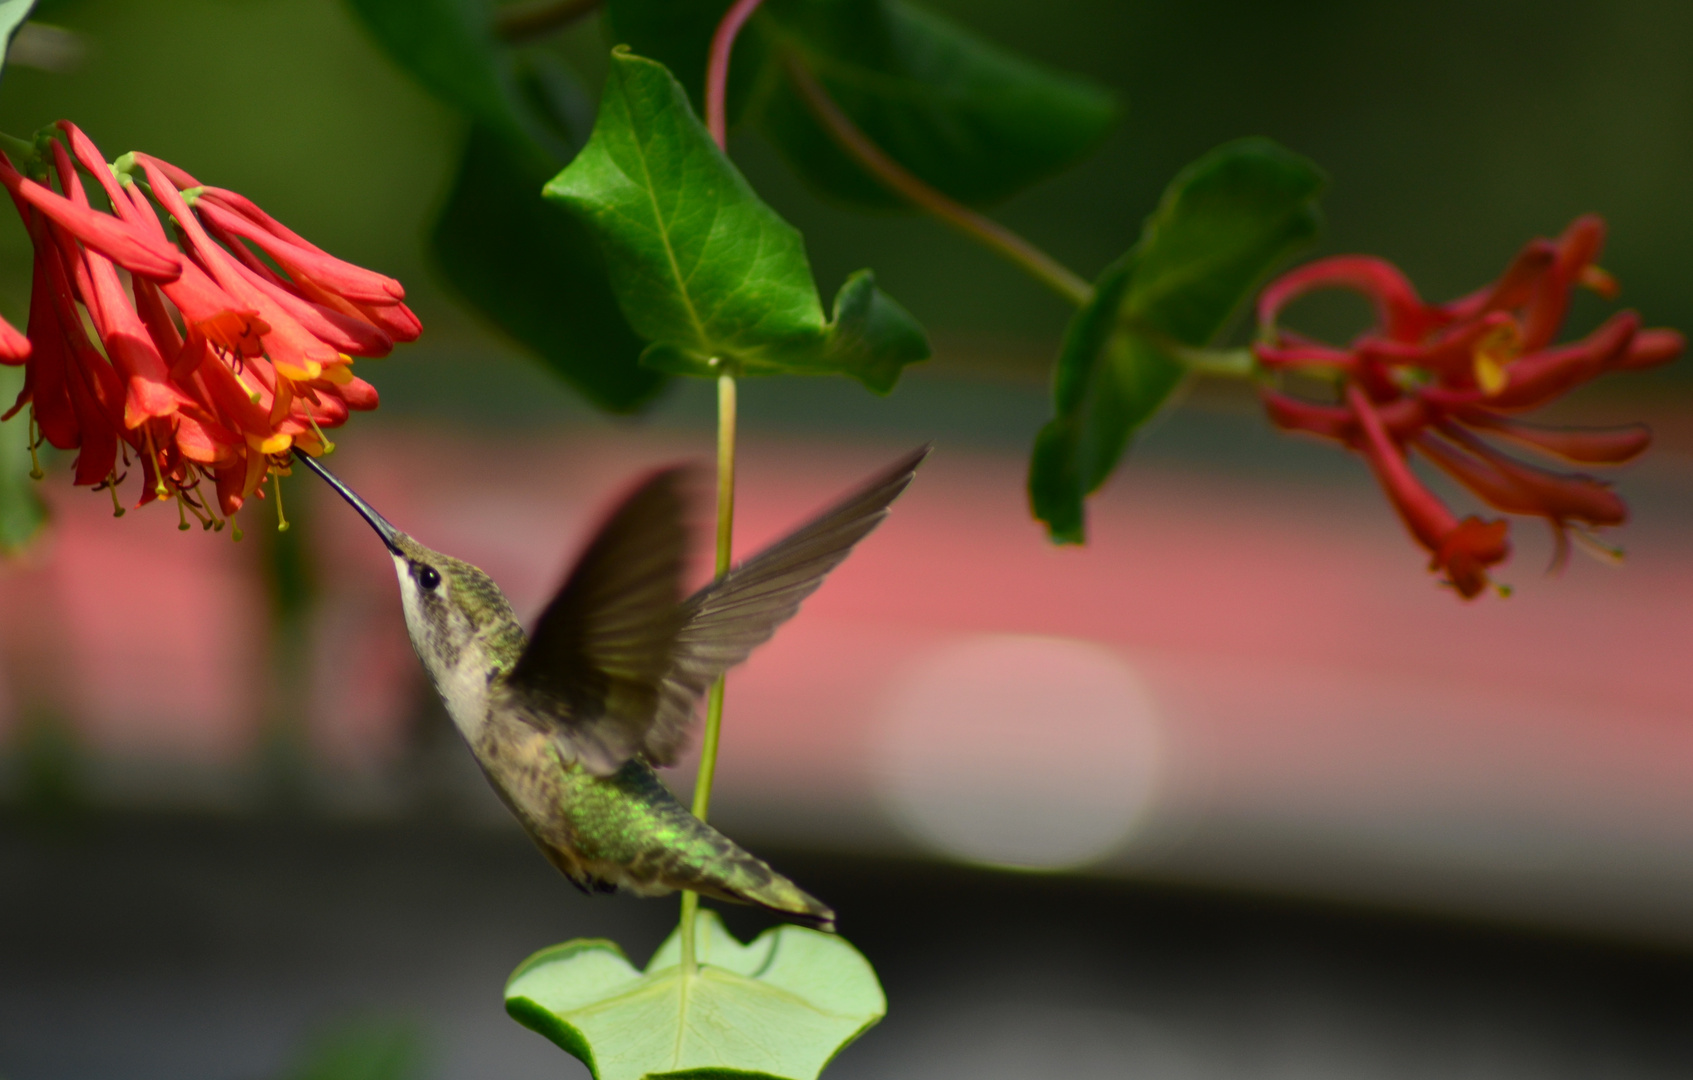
[1255,214,1682,597]
[1,121,418,530]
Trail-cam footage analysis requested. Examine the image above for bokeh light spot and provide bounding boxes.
[873,634,1162,870]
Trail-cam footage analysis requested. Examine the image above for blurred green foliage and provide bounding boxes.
[280,1016,426,1080]
[0,0,1683,416]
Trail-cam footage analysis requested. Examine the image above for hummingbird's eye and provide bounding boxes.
[416,565,442,591]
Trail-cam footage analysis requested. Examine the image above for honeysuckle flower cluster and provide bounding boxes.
[1254,216,1682,598]
[0,121,417,531]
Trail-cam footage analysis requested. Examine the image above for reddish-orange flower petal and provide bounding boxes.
[1348,384,1510,596]
[1616,327,1684,371]
[21,242,78,448]
[0,153,181,282]
[194,196,405,305]
[0,313,28,363]
[138,156,340,380]
[1416,428,1627,530]
[1258,256,1441,343]
[1452,411,1651,465]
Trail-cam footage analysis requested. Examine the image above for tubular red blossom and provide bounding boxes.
[1520,215,1607,350]
[3,121,420,524]
[17,244,77,446]
[1354,310,1519,386]
[139,156,339,381]
[1261,390,1426,442]
[0,315,27,362]
[1257,215,1673,596]
[1452,411,1651,464]
[1347,385,1509,597]
[205,222,393,357]
[1257,256,1441,343]
[1417,428,1626,529]
[0,154,181,282]
[1617,327,1684,371]
[1472,310,1636,411]
[194,197,405,305]
[348,297,421,343]
[1441,241,1555,323]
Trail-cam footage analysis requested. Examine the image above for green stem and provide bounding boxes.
[491,0,602,42]
[1172,344,1257,378]
[679,372,738,975]
[781,53,1093,308]
[0,130,34,163]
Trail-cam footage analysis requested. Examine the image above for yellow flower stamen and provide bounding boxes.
[231,364,262,404]
[300,401,335,455]
[103,472,125,518]
[1569,526,1625,565]
[175,493,191,531]
[273,472,289,533]
[142,425,169,501]
[1472,322,1521,397]
[251,431,292,455]
[1579,264,1619,299]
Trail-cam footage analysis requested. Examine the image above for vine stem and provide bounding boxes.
[780,53,1093,309]
[682,6,759,971]
[679,373,737,974]
[704,0,767,146]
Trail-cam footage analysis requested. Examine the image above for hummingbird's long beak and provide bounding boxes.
[295,453,404,555]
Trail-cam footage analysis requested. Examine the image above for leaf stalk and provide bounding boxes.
[781,53,1093,308]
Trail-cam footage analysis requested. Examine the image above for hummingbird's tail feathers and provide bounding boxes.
[509,467,698,776]
[670,857,837,931]
[574,760,837,929]
[641,443,932,766]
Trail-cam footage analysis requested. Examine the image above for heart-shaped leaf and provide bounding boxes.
[1030,137,1326,543]
[546,49,928,391]
[506,909,886,1080]
[0,364,46,556]
[605,0,1117,208]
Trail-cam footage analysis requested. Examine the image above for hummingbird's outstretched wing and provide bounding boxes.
[640,443,932,766]
[507,467,696,775]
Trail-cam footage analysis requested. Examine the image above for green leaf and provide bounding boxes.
[605,0,1117,208]
[1030,138,1325,543]
[601,0,765,126]
[506,910,885,1080]
[757,0,1118,208]
[547,49,927,391]
[432,123,662,412]
[345,0,669,409]
[0,1,39,84]
[0,365,46,556]
[342,0,566,164]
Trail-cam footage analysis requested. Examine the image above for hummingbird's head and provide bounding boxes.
[296,455,518,714]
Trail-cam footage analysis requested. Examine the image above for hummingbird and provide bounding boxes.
[295,445,929,930]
